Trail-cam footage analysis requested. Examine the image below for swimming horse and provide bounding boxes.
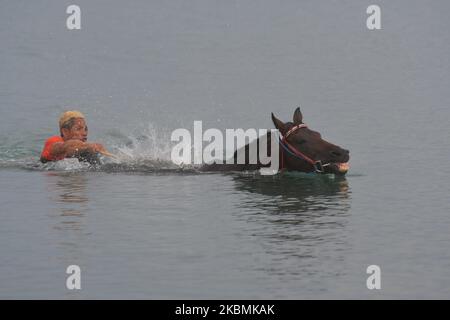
[201,108,350,175]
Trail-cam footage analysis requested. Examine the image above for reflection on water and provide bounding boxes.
[42,172,91,298]
[231,172,352,279]
[233,172,351,214]
[45,172,88,232]
[43,170,91,266]
[40,169,353,290]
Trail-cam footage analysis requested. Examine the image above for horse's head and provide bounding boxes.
[272,108,350,175]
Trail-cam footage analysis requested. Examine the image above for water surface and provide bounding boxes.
[1,0,450,299]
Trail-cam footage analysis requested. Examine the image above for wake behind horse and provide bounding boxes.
[201,108,350,175]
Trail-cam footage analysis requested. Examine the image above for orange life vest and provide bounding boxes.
[40,136,64,162]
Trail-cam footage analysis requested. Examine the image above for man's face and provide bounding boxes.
[62,118,88,142]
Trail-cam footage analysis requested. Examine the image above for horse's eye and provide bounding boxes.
[297,139,307,145]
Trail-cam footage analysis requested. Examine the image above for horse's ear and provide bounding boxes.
[293,107,303,124]
[272,113,287,135]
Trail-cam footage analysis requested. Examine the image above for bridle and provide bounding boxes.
[279,123,330,173]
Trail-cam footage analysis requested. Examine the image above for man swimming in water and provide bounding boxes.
[40,110,110,163]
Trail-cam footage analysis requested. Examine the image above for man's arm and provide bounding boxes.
[49,140,105,159]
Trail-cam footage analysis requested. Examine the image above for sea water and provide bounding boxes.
[1,0,450,298]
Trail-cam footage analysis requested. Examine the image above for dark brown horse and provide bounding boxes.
[201,108,350,175]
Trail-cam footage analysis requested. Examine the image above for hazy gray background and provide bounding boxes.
[1,0,449,298]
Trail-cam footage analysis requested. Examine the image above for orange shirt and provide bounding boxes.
[40,136,65,162]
